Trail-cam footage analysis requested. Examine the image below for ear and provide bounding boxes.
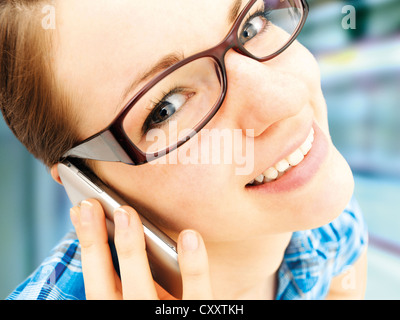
[50,164,63,185]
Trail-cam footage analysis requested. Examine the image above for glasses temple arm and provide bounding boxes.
[62,131,133,164]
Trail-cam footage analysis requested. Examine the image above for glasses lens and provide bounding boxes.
[122,57,223,154]
[237,0,304,59]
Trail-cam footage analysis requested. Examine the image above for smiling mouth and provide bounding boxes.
[246,127,315,186]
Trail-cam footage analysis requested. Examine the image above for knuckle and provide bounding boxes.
[115,245,137,260]
[115,235,144,260]
[183,263,208,279]
[79,239,108,251]
[79,239,95,250]
[114,230,146,260]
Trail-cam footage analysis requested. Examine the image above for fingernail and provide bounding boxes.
[114,208,129,229]
[181,230,199,252]
[80,200,93,223]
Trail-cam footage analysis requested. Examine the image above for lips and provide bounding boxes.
[246,122,328,193]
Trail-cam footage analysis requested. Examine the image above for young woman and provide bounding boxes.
[2,0,367,300]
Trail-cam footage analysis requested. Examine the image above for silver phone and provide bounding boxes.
[57,159,182,298]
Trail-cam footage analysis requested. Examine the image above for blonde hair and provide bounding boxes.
[0,0,79,167]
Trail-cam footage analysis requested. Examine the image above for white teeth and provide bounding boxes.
[300,140,312,155]
[263,167,279,180]
[255,174,264,183]
[275,159,290,173]
[309,128,315,142]
[287,149,304,166]
[247,127,315,186]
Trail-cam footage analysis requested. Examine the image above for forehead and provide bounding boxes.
[55,0,237,78]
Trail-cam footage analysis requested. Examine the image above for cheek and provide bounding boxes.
[273,40,322,103]
[278,41,330,132]
[96,151,236,236]
[152,160,234,229]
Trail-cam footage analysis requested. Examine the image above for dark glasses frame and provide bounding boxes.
[62,0,309,165]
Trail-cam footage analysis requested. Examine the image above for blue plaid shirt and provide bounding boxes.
[7,196,367,300]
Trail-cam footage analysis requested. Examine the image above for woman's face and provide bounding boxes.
[54,0,354,241]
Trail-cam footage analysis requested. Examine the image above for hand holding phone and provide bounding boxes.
[58,159,213,299]
[70,197,213,300]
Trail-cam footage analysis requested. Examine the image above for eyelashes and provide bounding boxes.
[142,86,191,134]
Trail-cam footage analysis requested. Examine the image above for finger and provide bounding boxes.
[71,199,121,300]
[178,230,213,300]
[113,206,158,300]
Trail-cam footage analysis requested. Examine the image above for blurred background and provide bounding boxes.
[1,0,399,299]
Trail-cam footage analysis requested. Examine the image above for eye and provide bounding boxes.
[151,92,186,124]
[144,88,194,132]
[239,10,270,45]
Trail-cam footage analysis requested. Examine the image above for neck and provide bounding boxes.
[205,232,292,300]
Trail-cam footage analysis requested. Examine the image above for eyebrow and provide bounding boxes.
[120,52,184,107]
[228,0,244,25]
[119,0,244,109]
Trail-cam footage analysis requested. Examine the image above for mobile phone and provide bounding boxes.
[57,159,182,298]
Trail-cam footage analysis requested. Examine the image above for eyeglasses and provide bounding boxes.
[62,0,309,165]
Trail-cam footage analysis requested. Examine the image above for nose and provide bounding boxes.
[218,50,309,137]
